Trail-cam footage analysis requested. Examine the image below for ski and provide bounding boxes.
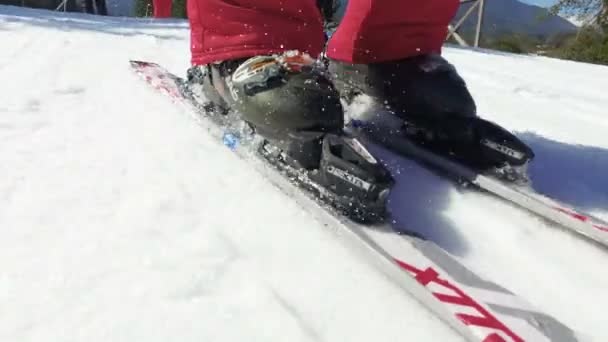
[346,114,608,250]
[129,59,584,342]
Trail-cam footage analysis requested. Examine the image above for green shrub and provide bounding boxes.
[171,0,186,18]
[491,36,526,53]
[547,26,608,65]
[482,34,542,54]
[134,0,152,17]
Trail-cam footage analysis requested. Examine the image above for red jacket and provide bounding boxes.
[187,0,459,65]
[187,0,325,65]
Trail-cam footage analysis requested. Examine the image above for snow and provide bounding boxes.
[437,46,608,337]
[0,6,464,342]
[1,5,607,342]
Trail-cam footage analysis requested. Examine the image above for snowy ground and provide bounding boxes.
[1,6,607,342]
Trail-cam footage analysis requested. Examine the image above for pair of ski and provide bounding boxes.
[130,60,602,342]
[348,114,608,248]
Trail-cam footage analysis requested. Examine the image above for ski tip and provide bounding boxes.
[129,60,159,68]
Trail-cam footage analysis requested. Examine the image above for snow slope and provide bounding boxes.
[0,7,466,342]
[1,6,607,341]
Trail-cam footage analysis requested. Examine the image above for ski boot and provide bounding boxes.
[327,53,534,181]
[187,51,394,222]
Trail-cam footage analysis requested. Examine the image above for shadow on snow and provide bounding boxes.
[366,142,472,257]
[519,132,608,214]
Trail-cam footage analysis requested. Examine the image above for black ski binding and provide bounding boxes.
[402,117,534,182]
[258,132,394,223]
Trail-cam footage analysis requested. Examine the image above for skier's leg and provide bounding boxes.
[186,0,341,144]
[326,0,459,64]
[325,0,533,170]
[187,0,326,66]
[185,0,394,220]
[185,0,345,164]
[325,0,476,132]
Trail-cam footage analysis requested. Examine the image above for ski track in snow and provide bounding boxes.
[1,6,607,341]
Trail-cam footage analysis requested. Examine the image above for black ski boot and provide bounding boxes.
[187,51,394,222]
[327,53,534,180]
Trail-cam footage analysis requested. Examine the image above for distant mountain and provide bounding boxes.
[453,0,578,38]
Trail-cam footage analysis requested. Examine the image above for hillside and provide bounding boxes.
[455,0,577,37]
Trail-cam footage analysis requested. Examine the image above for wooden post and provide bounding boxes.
[475,0,485,47]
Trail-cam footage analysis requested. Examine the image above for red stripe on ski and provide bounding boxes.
[483,333,508,342]
[435,293,477,307]
[595,225,608,232]
[394,259,523,342]
[413,265,440,285]
[555,206,608,233]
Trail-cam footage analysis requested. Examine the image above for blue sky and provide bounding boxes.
[520,0,558,7]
